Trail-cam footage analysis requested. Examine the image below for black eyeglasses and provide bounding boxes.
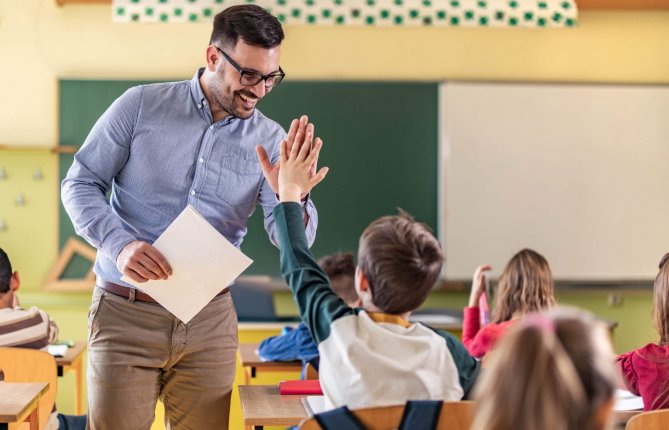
[215,46,285,88]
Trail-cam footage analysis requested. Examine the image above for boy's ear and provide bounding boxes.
[355,267,370,293]
[10,271,20,292]
[355,266,372,300]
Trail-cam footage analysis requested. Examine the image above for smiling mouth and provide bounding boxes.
[238,92,258,106]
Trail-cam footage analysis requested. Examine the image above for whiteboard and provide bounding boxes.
[440,82,669,280]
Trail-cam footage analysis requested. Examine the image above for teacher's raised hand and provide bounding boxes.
[256,115,322,199]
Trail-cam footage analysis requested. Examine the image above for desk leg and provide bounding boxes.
[73,358,83,414]
[243,367,251,385]
[28,406,40,430]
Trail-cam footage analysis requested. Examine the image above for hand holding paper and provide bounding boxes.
[122,206,253,323]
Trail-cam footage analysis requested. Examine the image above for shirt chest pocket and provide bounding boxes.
[216,155,263,206]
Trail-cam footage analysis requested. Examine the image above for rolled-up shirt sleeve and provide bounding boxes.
[61,87,142,261]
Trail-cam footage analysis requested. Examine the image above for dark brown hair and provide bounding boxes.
[357,211,443,314]
[210,5,284,50]
[318,253,357,306]
[0,248,12,294]
[492,248,555,324]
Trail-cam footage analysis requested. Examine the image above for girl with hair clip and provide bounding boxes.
[471,308,619,430]
[616,252,669,411]
[463,248,555,358]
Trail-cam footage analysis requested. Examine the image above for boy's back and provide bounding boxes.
[319,308,476,409]
[273,203,479,409]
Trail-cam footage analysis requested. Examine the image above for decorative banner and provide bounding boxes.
[112,0,577,27]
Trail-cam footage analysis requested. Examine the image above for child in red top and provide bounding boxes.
[617,252,669,411]
[463,249,556,358]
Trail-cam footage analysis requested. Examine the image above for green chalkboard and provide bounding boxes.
[59,79,438,277]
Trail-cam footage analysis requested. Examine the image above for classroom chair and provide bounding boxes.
[0,348,58,430]
[298,401,474,430]
[625,408,669,430]
[304,362,318,380]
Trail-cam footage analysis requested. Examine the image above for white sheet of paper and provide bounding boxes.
[614,389,644,411]
[302,396,326,416]
[47,345,68,357]
[122,205,253,324]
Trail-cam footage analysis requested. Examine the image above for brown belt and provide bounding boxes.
[98,281,229,304]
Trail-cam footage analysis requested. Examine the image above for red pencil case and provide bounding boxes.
[279,379,323,395]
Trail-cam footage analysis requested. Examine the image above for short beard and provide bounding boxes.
[211,82,255,120]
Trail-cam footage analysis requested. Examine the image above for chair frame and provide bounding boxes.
[0,347,58,430]
[625,408,669,430]
[299,401,474,430]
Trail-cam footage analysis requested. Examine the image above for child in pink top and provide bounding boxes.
[617,252,669,410]
[463,249,556,358]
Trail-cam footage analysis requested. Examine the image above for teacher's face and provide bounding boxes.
[209,39,281,119]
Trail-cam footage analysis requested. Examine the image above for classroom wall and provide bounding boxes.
[1,3,669,423]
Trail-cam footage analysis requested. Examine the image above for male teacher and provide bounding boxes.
[61,5,319,429]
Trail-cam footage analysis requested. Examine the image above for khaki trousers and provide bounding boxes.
[86,287,238,430]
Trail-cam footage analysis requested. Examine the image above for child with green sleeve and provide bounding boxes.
[266,134,480,410]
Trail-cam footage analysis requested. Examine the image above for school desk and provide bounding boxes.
[238,384,642,430]
[237,342,302,386]
[238,384,308,430]
[54,341,86,414]
[0,382,49,430]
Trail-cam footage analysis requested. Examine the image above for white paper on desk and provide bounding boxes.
[47,345,68,357]
[614,389,644,411]
[122,205,253,324]
[302,396,326,416]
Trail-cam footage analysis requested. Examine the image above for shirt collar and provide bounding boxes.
[368,312,413,328]
[190,67,208,109]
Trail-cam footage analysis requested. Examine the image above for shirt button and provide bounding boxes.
[197,103,202,109]
[199,157,204,163]
[202,100,207,105]
[209,125,214,130]
[190,190,196,196]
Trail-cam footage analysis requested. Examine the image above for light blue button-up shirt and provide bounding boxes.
[62,69,318,289]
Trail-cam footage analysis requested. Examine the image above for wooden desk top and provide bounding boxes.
[239,385,309,427]
[237,343,302,370]
[237,384,638,428]
[55,341,86,367]
[0,382,49,423]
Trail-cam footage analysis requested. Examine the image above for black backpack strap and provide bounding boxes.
[314,406,367,430]
[398,400,443,430]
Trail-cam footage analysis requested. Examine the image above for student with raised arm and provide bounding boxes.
[472,308,618,430]
[268,136,480,409]
[617,252,669,410]
[463,248,555,358]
